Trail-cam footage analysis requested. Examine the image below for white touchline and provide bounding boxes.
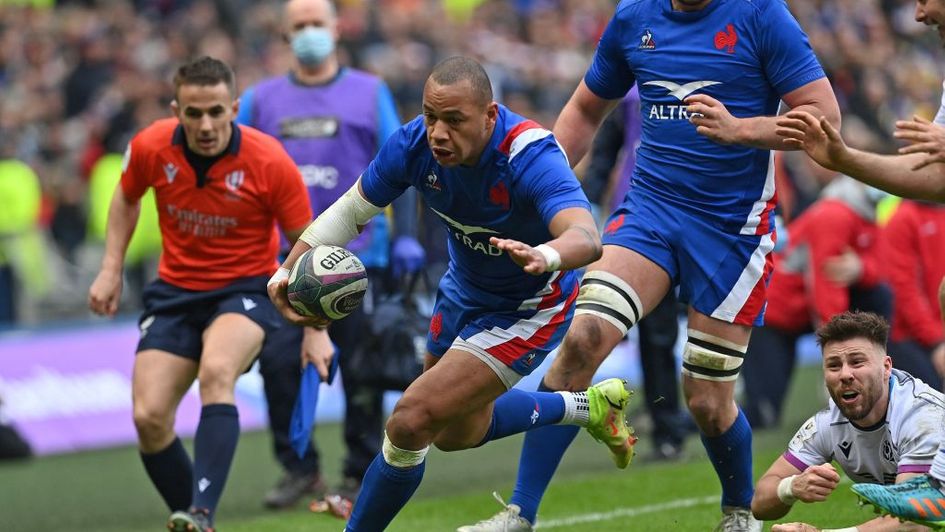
[535,495,718,529]
[533,476,854,529]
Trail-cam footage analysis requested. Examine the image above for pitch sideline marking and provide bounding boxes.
[535,477,854,528]
[536,494,718,529]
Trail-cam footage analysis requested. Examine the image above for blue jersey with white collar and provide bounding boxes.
[588,0,825,234]
[361,105,590,299]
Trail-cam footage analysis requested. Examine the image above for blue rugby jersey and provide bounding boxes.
[587,0,825,234]
[361,105,590,299]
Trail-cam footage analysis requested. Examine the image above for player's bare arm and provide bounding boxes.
[895,116,945,170]
[687,77,840,150]
[553,80,620,168]
[268,179,382,327]
[89,183,142,317]
[752,457,839,520]
[489,207,601,275]
[773,473,930,532]
[776,110,945,202]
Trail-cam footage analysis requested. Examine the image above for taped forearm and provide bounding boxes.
[299,181,385,248]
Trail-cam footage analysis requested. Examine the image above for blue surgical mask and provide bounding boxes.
[291,27,334,66]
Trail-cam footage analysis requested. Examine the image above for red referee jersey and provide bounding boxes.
[120,118,312,291]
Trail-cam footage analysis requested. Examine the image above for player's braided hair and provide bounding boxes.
[173,56,236,99]
[429,56,493,105]
[815,310,889,350]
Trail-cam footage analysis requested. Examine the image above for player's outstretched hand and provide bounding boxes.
[776,111,848,171]
[685,94,740,145]
[301,326,334,381]
[792,463,841,503]
[88,268,123,317]
[771,522,821,532]
[490,237,547,275]
[267,277,332,328]
[895,115,945,170]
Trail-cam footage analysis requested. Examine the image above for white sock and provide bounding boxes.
[557,391,590,427]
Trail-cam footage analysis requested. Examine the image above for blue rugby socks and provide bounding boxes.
[508,379,579,524]
[475,388,567,446]
[141,436,193,512]
[191,403,240,522]
[345,437,427,531]
[701,408,754,508]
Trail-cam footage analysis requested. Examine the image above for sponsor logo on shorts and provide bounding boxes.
[604,214,625,235]
[139,315,155,338]
[242,297,257,311]
[429,312,443,342]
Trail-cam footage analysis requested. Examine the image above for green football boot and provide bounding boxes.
[585,378,637,469]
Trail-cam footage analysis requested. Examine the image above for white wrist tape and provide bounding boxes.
[777,475,797,505]
[299,180,385,248]
[535,244,562,271]
[268,267,290,287]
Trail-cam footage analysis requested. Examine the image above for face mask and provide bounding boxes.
[291,27,334,66]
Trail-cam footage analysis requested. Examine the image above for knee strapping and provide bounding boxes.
[382,432,429,468]
[682,329,747,382]
[574,271,642,336]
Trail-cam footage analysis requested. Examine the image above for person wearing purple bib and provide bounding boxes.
[237,0,422,510]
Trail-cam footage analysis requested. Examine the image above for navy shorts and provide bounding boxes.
[602,189,775,326]
[136,275,284,361]
[428,269,579,377]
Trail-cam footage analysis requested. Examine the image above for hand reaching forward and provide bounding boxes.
[776,111,850,171]
[895,115,945,170]
[490,237,548,275]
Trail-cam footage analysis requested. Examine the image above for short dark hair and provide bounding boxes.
[815,311,889,350]
[173,56,236,98]
[429,56,493,105]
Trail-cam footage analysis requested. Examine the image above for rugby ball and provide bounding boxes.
[287,245,368,321]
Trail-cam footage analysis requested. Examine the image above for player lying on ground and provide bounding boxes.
[752,311,939,532]
[267,56,636,532]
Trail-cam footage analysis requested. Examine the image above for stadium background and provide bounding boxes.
[0,0,941,530]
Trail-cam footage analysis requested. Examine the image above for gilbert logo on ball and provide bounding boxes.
[287,245,368,321]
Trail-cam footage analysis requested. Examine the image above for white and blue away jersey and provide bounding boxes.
[784,370,945,484]
[361,105,590,300]
[587,0,825,233]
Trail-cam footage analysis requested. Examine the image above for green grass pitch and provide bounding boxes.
[0,365,884,531]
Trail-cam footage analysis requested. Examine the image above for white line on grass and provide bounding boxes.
[536,495,718,529]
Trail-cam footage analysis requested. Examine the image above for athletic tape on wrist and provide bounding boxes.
[777,475,797,505]
[534,244,561,271]
[268,267,290,287]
